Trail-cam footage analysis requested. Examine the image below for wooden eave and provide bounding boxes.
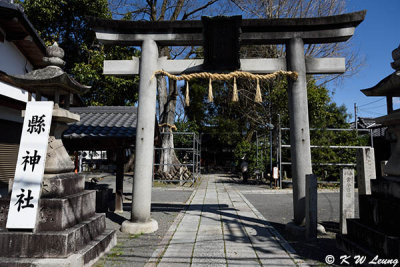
[361,72,400,97]
[0,2,46,68]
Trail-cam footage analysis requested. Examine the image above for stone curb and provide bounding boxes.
[152,187,195,191]
[144,182,199,267]
[240,189,341,194]
[235,189,310,267]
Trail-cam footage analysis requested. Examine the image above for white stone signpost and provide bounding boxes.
[356,147,376,195]
[6,101,53,230]
[340,168,355,234]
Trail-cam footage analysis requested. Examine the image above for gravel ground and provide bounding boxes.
[89,174,194,267]
[93,209,181,267]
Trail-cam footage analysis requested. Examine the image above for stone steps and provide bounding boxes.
[371,176,400,200]
[0,228,116,267]
[346,219,400,258]
[336,233,376,259]
[81,229,117,266]
[0,213,106,258]
[359,194,400,235]
[338,177,400,259]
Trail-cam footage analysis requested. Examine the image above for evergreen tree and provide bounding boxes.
[18,0,139,106]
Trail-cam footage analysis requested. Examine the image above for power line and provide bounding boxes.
[358,97,385,108]
[358,108,385,116]
[363,104,386,110]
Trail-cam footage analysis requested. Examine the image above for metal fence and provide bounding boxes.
[276,127,373,187]
[153,132,201,184]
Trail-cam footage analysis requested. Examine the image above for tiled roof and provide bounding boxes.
[350,117,386,137]
[63,106,137,139]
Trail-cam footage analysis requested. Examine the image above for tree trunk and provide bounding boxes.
[124,152,135,173]
[158,47,180,175]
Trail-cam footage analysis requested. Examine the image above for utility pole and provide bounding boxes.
[354,103,358,131]
[278,114,282,188]
[256,131,258,168]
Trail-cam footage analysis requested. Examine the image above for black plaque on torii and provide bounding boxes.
[202,16,242,72]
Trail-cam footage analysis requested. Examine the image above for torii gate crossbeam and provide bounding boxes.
[90,11,365,234]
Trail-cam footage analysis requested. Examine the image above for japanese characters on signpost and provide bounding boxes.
[6,101,53,230]
[340,168,355,235]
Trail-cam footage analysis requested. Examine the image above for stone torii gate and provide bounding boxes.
[90,11,365,234]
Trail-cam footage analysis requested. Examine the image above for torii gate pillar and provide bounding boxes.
[121,39,158,234]
[286,38,313,225]
[91,10,365,232]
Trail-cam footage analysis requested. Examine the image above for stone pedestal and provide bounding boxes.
[382,124,400,176]
[305,174,317,240]
[0,173,116,266]
[0,107,116,266]
[337,176,400,258]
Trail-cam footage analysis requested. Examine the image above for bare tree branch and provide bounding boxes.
[159,0,168,20]
[170,0,185,21]
[181,0,219,20]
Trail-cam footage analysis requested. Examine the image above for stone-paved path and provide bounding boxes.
[148,174,308,266]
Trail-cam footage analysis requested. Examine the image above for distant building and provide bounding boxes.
[350,117,386,138]
[63,106,161,172]
[350,117,390,175]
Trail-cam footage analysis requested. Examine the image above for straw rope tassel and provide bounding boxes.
[208,78,214,102]
[232,76,239,102]
[185,81,190,106]
[255,78,262,103]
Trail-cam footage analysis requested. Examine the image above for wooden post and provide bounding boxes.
[115,149,124,213]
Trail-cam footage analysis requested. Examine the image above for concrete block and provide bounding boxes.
[38,190,96,231]
[340,168,355,234]
[0,214,106,258]
[192,239,225,266]
[356,147,376,195]
[121,218,158,234]
[306,174,317,240]
[41,173,85,198]
[0,190,96,231]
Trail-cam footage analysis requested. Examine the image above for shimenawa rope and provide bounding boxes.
[158,123,177,132]
[153,70,298,105]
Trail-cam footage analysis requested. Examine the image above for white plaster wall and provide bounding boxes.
[0,26,35,106]
[0,27,33,75]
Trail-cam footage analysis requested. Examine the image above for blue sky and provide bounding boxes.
[330,0,400,121]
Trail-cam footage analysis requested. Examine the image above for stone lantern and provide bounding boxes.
[337,44,400,259]
[0,43,116,266]
[5,42,89,175]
